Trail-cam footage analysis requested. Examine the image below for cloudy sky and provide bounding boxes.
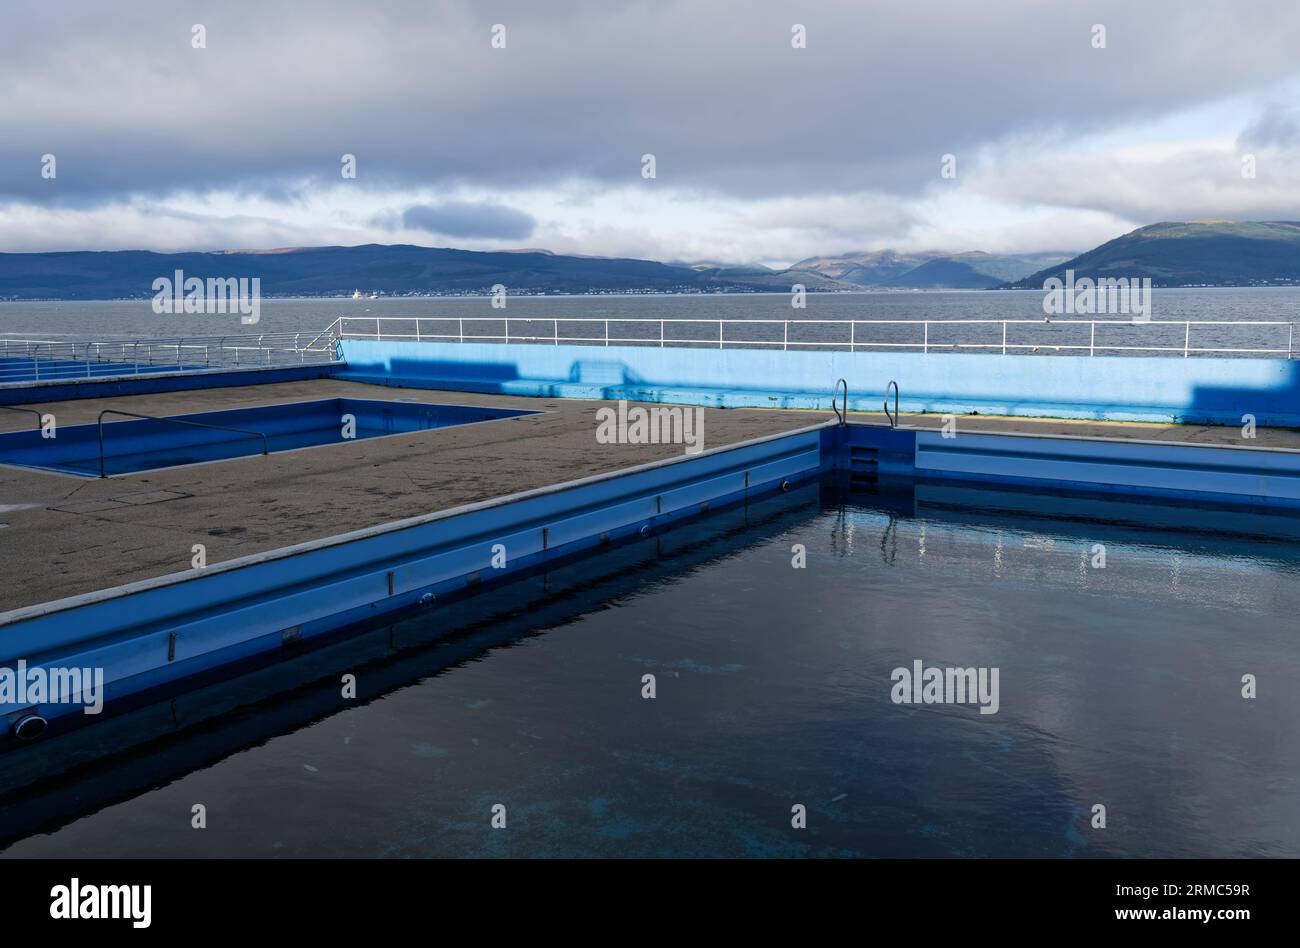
[3,0,1300,266]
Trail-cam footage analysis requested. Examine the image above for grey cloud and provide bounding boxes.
[967,144,1300,225]
[1238,104,1300,150]
[401,202,536,239]
[2,0,1300,205]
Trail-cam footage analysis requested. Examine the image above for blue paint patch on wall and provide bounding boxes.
[338,340,1300,426]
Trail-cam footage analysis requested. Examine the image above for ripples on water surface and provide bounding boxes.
[4,478,1299,858]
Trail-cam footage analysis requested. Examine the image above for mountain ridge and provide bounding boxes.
[1006,221,1300,288]
[3,223,1297,299]
[0,244,854,299]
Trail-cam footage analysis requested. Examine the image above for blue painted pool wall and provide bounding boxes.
[0,397,535,472]
[0,426,829,723]
[836,423,1300,509]
[0,363,343,406]
[339,340,1300,425]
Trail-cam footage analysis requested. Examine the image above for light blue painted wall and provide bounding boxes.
[340,340,1300,425]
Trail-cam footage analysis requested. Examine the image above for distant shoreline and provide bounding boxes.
[5,285,1300,304]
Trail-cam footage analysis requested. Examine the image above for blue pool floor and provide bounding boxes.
[0,397,538,476]
[2,475,1298,857]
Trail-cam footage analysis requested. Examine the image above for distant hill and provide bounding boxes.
[685,263,849,291]
[791,250,940,286]
[793,249,1069,289]
[0,244,853,300]
[1006,221,1300,288]
[36,227,1300,299]
[882,251,1071,289]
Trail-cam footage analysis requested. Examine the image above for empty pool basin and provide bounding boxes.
[0,397,539,476]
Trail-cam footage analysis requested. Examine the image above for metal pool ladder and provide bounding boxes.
[833,378,848,425]
[884,380,899,429]
[97,409,269,478]
[0,405,45,430]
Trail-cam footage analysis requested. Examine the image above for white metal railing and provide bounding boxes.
[0,332,341,384]
[319,316,1299,359]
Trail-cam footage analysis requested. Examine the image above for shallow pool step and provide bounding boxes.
[849,445,879,489]
[915,430,1300,507]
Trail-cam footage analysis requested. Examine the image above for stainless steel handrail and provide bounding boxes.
[326,316,1299,359]
[833,378,847,426]
[97,409,269,478]
[0,405,45,429]
[884,380,899,429]
[1,331,342,385]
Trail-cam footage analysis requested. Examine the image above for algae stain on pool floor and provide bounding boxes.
[4,478,1300,858]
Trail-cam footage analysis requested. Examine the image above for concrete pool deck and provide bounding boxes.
[3,376,1299,613]
[0,378,822,612]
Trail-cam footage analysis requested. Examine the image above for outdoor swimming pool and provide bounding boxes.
[2,474,1296,857]
[0,397,539,476]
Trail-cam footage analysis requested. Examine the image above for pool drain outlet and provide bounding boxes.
[12,714,47,741]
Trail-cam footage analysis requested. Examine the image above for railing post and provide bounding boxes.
[1002,321,1007,355]
[848,321,852,353]
[459,318,464,343]
[554,318,559,345]
[923,321,929,354]
[718,319,723,350]
[1089,321,1095,357]
[605,320,609,347]
[1289,323,1294,359]
[375,317,381,341]
[416,319,422,343]
[788,320,792,352]
[660,320,664,348]
[1184,322,1190,358]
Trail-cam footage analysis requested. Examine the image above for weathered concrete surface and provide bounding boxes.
[2,379,1297,613]
[0,379,825,612]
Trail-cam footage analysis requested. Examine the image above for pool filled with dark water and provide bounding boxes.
[4,476,1299,857]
